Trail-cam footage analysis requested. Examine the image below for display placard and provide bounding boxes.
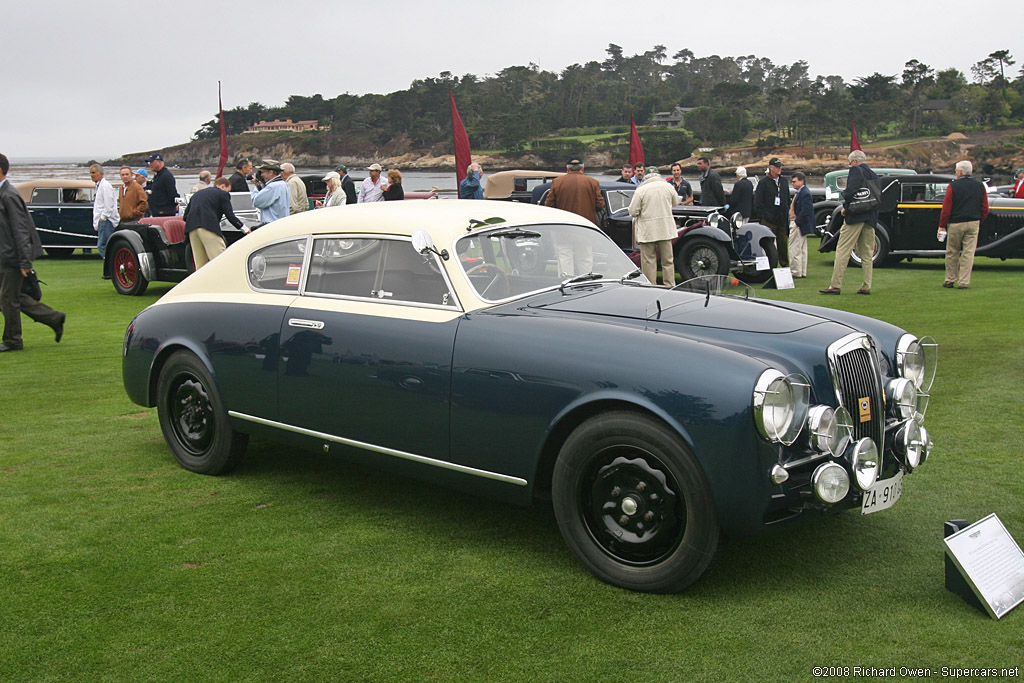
[944,514,1024,619]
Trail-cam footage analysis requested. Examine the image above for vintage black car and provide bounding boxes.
[819,173,1024,266]
[122,201,936,593]
[14,179,99,255]
[536,180,779,282]
[106,193,260,295]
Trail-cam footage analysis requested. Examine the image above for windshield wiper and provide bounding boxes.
[559,272,603,292]
[489,228,542,239]
[620,268,644,285]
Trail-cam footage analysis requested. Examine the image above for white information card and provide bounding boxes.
[944,513,1024,619]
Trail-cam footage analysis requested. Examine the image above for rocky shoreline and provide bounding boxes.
[107,130,1024,177]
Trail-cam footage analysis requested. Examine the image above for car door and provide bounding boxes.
[276,235,462,463]
[28,187,60,247]
[59,186,97,248]
[892,180,946,251]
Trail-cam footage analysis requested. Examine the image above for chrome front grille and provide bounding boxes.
[827,333,885,450]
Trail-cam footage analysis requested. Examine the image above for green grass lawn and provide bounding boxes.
[2,247,1022,681]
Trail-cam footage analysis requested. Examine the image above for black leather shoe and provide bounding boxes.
[856,288,871,295]
[819,287,841,295]
[53,313,66,343]
[957,285,969,289]
[942,282,954,288]
[0,343,23,352]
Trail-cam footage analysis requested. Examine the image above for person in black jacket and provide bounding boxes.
[335,165,358,204]
[754,157,791,267]
[228,159,252,193]
[821,150,879,295]
[696,157,726,207]
[725,166,753,219]
[183,177,247,269]
[146,153,179,216]
[0,153,66,352]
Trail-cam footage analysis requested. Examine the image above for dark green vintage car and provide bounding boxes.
[820,173,1024,266]
[122,201,936,592]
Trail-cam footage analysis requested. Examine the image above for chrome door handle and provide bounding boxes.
[288,318,325,330]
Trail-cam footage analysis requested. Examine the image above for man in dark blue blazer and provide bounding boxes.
[183,177,247,269]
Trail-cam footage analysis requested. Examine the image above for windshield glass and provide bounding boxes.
[605,189,634,214]
[455,223,637,301]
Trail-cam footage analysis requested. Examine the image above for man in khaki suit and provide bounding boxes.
[629,166,680,286]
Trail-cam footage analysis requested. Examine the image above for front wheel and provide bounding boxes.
[552,411,720,593]
[111,242,149,295]
[677,236,730,280]
[156,351,248,474]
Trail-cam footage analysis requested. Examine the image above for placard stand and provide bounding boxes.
[944,515,1024,620]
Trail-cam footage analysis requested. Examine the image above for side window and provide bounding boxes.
[925,183,949,202]
[30,188,60,204]
[902,185,925,202]
[305,238,382,298]
[378,239,456,307]
[63,188,95,203]
[247,238,308,291]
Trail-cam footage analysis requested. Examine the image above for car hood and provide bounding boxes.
[527,284,827,334]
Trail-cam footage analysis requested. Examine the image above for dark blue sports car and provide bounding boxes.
[122,201,937,592]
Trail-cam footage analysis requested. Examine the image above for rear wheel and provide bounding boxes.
[111,242,149,295]
[552,411,719,593]
[850,226,890,267]
[156,351,248,474]
[677,236,730,280]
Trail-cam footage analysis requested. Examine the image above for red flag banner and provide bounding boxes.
[629,113,644,167]
[450,89,471,185]
[216,81,228,178]
[850,122,862,152]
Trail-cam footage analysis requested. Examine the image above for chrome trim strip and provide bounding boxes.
[228,411,528,486]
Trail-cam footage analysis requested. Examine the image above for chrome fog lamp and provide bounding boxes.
[708,213,722,230]
[894,420,924,470]
[886,378,918,420]
[811,462,850,504]
[731,213,746,230]
[846,438,880,491]
[804,405,854,458]
[754,370,811,445]
[919,426,932,465]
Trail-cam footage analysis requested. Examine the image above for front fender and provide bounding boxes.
[105,228,156,280]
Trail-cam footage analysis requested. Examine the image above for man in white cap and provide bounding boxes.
[628,165,680,286]
[358,163,387,203]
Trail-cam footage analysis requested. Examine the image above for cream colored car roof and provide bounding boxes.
[14,179,97,202]
[158,199,594,316]
[483,170,563,199]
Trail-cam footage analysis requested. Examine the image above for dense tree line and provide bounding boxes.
[194,46,1022,154]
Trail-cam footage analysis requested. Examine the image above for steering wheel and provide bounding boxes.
[465,262,510,298]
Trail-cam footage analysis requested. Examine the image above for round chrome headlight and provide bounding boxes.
[894,419,924,470]
[896,335,937,392]
[754,370,811,445]
[919,425,932,465]
[847,437,880,491]
[811,462,850,504]
[886,378,918,420]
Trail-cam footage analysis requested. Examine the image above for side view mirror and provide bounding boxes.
[412,230,449,261]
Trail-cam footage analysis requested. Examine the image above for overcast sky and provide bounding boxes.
[3,0,1019,160]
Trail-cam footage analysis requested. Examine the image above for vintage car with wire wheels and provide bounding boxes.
[536,180,779,283]
[106,193,260,295]
[121,200,936,593]
[819,173,1024,267]
[14,179,99,256]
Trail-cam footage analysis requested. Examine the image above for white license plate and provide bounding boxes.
[861,471,903,515]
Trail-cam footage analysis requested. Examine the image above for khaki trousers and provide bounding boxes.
[639,240,675,287]
[189,228,226,270]
[788,221,808,278]
[944,220,979,287]
[829,220,873,290]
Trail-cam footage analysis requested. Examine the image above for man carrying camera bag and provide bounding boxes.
[821,150,880,295]
[0,153,66,352]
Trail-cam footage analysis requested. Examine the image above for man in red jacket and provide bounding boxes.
[1011,169,1024,199]
[938,160,989,289]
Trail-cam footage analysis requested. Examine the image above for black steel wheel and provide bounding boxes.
[156,351,247,474]
[111,241,149,296]
[677,236,730,280]
[552,411,719,593]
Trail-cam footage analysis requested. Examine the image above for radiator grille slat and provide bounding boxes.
[830,339,884,450]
